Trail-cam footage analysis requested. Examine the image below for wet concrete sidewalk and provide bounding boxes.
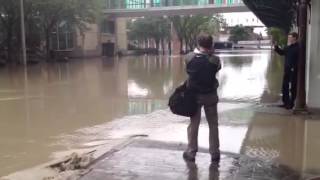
[80,139,300,180]
[3,102,320,180]
[77,103,320,180]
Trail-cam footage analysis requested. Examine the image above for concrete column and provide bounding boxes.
[116,17,128,52]
[74,23,101,57]
[294,0,309,111]
[307,0,320,108]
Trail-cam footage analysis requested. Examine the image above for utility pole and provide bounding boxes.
[20,0,27,66]
[294,0,310,112]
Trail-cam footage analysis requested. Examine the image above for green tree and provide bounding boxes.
[169,16,187,53]
[170,14,224,53]
[0,0,102,62]
[0,0,20,63]
[228,25,251,43]
[267,27,287,47]
[128,17,171,53]
[156,18,171,54]
[183,16,211,51]
[32,0,102,58]
[184,15,224,50]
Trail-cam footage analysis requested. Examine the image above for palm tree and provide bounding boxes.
[170,14,225,53]
[128,17,171,53]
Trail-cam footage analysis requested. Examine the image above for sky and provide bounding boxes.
[222,12,268,36]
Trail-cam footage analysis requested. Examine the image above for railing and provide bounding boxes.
[105,0,243,9]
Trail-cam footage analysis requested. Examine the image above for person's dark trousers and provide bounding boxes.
[290,70,298,108]
[282,69,298,108]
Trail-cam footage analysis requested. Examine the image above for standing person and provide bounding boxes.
[183,34,221,162]
[274,32,299,109]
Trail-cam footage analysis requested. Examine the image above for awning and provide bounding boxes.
[242,0,298,33]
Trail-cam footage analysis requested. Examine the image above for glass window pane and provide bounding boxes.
[126,0,145,9]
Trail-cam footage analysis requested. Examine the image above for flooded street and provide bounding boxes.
[2,50,320,178]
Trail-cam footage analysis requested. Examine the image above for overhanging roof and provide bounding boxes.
[242,0,298,33]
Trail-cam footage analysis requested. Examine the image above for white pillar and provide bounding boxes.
[116,18,128,51]
[307,0,320,108]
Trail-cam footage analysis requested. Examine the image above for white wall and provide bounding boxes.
[222,12,264,27]
[307,0,320,108]
[116,18,128,51]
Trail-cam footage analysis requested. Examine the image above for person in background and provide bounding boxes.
[274,32,299,109]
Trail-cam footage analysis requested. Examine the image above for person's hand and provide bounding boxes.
[273,40,278,46]
[273,44,279,50]
[273,41,279,49]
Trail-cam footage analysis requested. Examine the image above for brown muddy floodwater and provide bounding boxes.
[0,50,284,176]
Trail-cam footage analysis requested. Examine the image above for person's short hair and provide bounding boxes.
[197,34,213,49]
[288,32,299,39]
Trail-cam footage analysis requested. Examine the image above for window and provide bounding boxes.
[51,22,74,50]
[173,0,183,6]
[227,0,234,4]
[153,0,161,7]
[198,0,209,5]
[126,0,145,9]
[101,19,115,34]
[215,0,223,5]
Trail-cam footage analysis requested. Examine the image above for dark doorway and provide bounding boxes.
[102,42,115,57]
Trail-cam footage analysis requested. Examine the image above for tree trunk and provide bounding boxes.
[179,38,183,54]
[155,39,160,53]
[45,29,51,60]
[161,39,165,55]
[168,40,172,55]
[185,40,188,53]
[144,38,147,48]
[189,38,194,51]
[6,29,13,63]
[189,44,193,51]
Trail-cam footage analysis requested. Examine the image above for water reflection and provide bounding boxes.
[241,112,320,175]
[186,163,199,180]
[127,55,185,99]
[218,51,272,102]
[261,53,284,103]
[128,80,149,97]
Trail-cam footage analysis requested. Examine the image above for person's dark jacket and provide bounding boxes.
[185,51,221,94]
[275,43,299,72]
